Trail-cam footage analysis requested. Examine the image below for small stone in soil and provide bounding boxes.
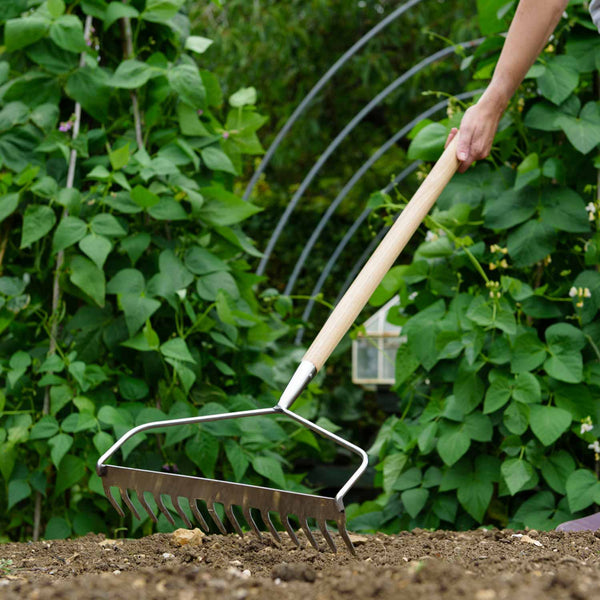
[272,562,317,582]
[172,528,205,547]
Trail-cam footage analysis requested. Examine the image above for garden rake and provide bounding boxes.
[97,138,460,554]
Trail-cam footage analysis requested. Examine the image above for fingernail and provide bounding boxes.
[458,152,467,161]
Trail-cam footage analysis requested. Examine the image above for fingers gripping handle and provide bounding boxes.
[303,136,460,372]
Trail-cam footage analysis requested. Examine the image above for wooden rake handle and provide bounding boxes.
[303,137,460,372]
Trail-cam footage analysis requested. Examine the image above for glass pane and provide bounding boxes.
[382,339,401,381]
[355,339,379,380]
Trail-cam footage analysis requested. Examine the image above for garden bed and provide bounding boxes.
[0,528,599,599]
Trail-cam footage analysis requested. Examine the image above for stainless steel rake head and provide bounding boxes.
[97,396,368,554]
[97,140,460,555]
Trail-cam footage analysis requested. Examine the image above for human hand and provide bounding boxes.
[445,98,505,173]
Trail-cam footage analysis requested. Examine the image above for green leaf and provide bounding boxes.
[528,404,571,446]
[0,442,16,480]
[507,221,557,267]
[107,268,145,295]
[131,185,160,208]
[56,188,81,211]
[437,425,470,466]
[484,187,537,230]
[524,101,564,131]
[382,452,408,493]
[539,187,590,233]
[52,216,87,253]
[48,433,73,468]
[109,143,130,170]
[143,0,185,22]
[557,102,600,154]
[185,35,213,54]
[407,123,447,161]
[392,466,422,491]
[200,185,262,226]
[401,488,429,518]
[5,16,50,52]
[511,331,546,373]
[541,450,575,495]
[50,15,87,53]
[30,416,59,440]
[111,59,159,89]
[121,233,151,265]
[79,234,112,268]
[566,469,600,513]
[457,477,493,523]
[160,337,196,363]
[512,372,541,404]
[503,401,529,435]
[501,458,535,495]
[177,102,210,136]
[44,516,71,539]
[69,255,106,307]
[8,479,31,509]
[544,323,586,383]
[66,66,111,122]
[514,153,540,190]
[464,412,493,442]
[252,456,286,488]
[147,198,187,221]
[536,55,579,105]
[201,146,237,175]
[104,2,140,30]
[394,344,420,388]
[168,64,206,110]
[54,454,86,496]
[229,87,257,107]
[483,373,511,413]
[184,246,228,275]
[196,271,239,301]
[0,193,19,224]
[186,432,219,478]
[90,213,127,237]
[403,300,445,371]
[224,440,248,481]
[20,205,56,248]
[476,0,511,34]
[120,293,161,336]
[48,0,66,18]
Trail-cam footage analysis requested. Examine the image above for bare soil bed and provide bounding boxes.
[1,528,600,599]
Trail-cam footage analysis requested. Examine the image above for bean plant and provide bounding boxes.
[346,0,600,532]
[0,0,327,541]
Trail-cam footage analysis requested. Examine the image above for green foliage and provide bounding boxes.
[347,2,600,533]
[0,0,325,540]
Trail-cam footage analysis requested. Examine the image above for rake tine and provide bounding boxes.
[155,494,176,526]
[104,486,125,518]
[207,502,228,535]
[224,505,244,537]
[189,499,209,532]
[300,518,320,552]
[173,496,192,528]
[242,506,262,539]
[138,492,158,523]
[120,488,141,521]
[260,510,281,544]
[337,518,356,556]
[317,519,337,554]
[283,515,301,548]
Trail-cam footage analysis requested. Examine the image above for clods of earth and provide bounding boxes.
[1,527,600,599]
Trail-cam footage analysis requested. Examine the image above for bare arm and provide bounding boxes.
[448,0,570,172]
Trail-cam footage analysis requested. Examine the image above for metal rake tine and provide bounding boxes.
[283,515,301,548]
[242,506,262,539]
[317,519,337,554]
[155,494,176,526]
[173,496,192,528]
[337,518,356,555]
[260,510,281,544]
[104,485,125,518]
[300,518,320,552]
[189,499,209,532]
[224,505,244,537]
[207,502,228,534]
[138,492,158,523]
[120,488,141,521]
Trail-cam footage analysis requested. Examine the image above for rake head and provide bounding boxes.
[100,464,354,554]
[97,403,368,555]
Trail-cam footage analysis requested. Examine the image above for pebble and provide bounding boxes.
[162,552,175,560]
[172,528,205,547]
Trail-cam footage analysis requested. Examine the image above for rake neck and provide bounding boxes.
[276,360,317,410]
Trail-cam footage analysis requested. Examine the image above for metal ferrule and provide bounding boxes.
[276,360,317,410]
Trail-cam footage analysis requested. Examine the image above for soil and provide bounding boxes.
[1,527,600,599]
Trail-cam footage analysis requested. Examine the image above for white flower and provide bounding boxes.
[584,288,592,298]
[176,289,187,301]
[408,291,418,301]
[588,441,600,453]
[581,423,594,434]
[425,231,437,242]
[586,202,597,214]
[569,286,578,298]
